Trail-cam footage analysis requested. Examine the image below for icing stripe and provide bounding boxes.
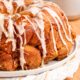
[43,7,68,48]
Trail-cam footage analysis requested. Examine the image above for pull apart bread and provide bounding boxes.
[0,0,75,70]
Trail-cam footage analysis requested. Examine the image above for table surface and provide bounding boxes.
[66,19,80,80]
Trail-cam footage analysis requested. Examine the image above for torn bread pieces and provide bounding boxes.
[0,0,75,70]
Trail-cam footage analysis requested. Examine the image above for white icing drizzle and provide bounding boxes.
[6,38,16,51]
[34,13,47,66]
[24,31,26,45]
[50,20,57,52]
[47,7,72,43]
[43,7,68,48]
[14,21,26,69]
[18,35,26,70]
[0,14,16,51]
[63,14,73,43]
[53,2,73,43]
[28,6,40,15]
[0,14,8,37]
[24,16,41,40]
[25,15,47,58]
[0,13,26,69]
[14,0,26,13]
[15,20,27,45]
[52,7,73,43]
[14,29,26,70]
[14,0,25,7]
[27,0,44,9]
[33,0,43,4]
[3,0,13,14]
[42,12,57,52]
[34,12,47,57]
[15,23,25,35]
[27,5,47,57]
[6,16,16,51]
[24,15,46,67]
[8,16,14,38]
[46,2,73,43]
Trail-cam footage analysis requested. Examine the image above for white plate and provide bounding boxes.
[0,42,77,77]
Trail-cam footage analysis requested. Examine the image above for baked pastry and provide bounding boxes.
[0,0,75,71]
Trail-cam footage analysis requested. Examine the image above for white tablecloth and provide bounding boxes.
[0,36,80,80]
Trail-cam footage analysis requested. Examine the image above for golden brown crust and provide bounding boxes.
[0,51,18,71]
[0,0,76,70]
[24,45,41,69]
